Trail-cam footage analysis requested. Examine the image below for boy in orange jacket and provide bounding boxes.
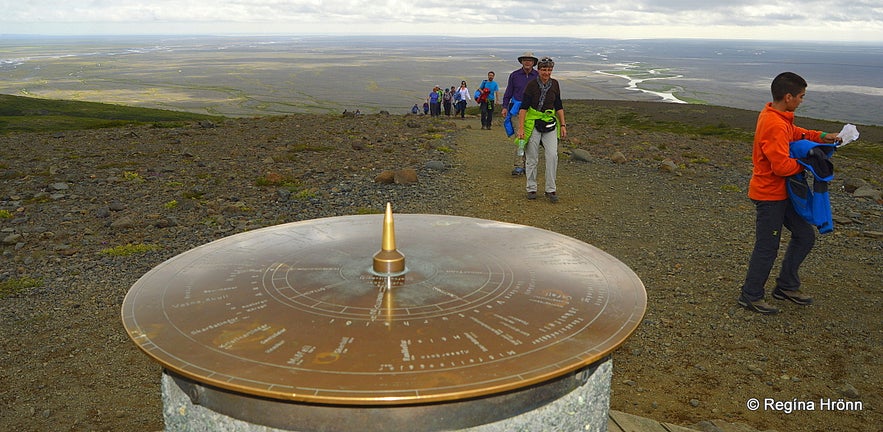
[738,72,840,315]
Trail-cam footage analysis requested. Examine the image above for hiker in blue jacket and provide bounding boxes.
[478,71,500,130]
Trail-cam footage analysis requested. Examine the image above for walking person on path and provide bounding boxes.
[456,81,472,119]
[477,71,500,130]
[428,85,443,117]
[516,56,566,204]
[737,71,841,315]
[502,52,539,176]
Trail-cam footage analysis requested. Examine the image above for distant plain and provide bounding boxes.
[2,36,881,126]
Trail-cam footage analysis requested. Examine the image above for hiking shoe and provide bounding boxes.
[772,287,814,305]
[511,167,525,176]
[738,295,780,315]
[545,191,559,203]
[526,191,537,200]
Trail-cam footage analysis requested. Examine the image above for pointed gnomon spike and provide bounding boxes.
[373,203,405,275]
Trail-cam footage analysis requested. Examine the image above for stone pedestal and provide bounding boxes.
[162,358,613,432]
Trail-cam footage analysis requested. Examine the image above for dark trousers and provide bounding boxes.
[457,100,466,118]
[741,199,816,301]
[480,101,495,127]
[443,101,452,116]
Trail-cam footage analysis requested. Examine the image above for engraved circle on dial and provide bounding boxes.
[265,243,509,321]
[121,214,646,406]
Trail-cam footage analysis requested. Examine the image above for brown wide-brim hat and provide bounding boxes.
[518,52,538,64]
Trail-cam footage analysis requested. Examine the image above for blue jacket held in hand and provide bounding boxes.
[787,139,837,234]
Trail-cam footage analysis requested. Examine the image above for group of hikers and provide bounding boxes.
[413,52,567,203]
[416,50,849,319]
[413,81,476,119]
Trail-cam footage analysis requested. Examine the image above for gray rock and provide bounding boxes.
[50,182,69,191]
[571,148,591,162]
[839,383,860,398]
[853,186,882,202]
[659,159,679,173]
[276,189,291,201]
[610,151,628,164]
[692,420,724,432]
[154,217,179,228]
[2,233,22,245]
[110,216,136,229]
[841,177,868,193]
[424,160,447,170]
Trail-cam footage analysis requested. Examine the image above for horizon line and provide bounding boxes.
[2,34,881,45]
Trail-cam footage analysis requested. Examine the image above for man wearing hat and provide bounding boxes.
[502,52,539,176]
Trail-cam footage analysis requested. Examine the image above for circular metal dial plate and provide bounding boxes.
[122,214,645,405]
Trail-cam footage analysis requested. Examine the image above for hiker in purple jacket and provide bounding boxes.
[502,52,539,176]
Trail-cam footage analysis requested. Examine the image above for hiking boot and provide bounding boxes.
[526,191,537,200]
[545,191,559,203]
[738,295,780,315]
[511,167,525,176]
[772,287,814,305]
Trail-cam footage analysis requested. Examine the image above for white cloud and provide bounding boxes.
[1,0,881,41]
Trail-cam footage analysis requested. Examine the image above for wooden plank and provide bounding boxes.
[609,410,698,432]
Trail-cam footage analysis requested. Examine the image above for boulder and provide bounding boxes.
[394,168,418,185]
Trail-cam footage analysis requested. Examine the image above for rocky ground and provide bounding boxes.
[1,101,881,432]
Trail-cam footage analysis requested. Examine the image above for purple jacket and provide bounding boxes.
[502,67,539,108]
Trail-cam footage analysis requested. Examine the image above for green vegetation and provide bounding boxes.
[0,209,12,219]
[99,243,161,257]
[182,189,206,199]
[256,173,297,188]
[616,112,752,141]
[292,189,318,200]
[721,184,742,193]
[0,94,221,134]
[839,142,883,165]
[255,173,316,199]
[0,277,43,299]
[122,171,145,182]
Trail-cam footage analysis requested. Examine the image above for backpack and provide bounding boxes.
[475,81,490,103]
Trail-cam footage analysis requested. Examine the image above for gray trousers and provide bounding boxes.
[525,129,558,193]
[740,199,816,301]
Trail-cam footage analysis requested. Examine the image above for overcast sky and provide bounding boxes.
[2,0,882,42]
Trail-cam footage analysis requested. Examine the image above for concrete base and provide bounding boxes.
[162,358,612,432]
